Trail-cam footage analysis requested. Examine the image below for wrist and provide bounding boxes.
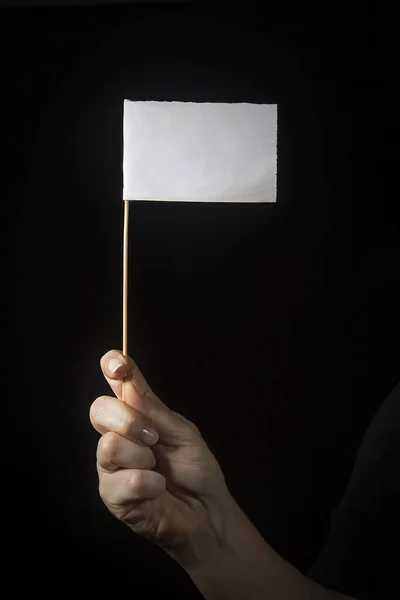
[168,490,240,572]
[183,497,274,600]
[177,496,313,600]
[169,495,347,600]
[180,493,264,576]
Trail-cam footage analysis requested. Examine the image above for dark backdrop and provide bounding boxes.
[5,3,398,598]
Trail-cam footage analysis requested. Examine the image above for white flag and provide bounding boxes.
[123,100,277,203]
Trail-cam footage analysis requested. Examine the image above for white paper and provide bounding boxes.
[123,100,277,202]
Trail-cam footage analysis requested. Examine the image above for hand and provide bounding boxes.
[89,350,234,567]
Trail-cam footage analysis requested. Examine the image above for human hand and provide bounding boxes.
[89,350,235,567]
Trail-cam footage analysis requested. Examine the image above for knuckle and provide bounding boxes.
[98,479,108,504]
[98,431,119,463]
[89,396,107,426]
[126,470,144,497]
[120,412,137,438]
[188,420,201,436]
[173,411,202,437]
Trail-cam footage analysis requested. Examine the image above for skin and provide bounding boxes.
[89,350,234,565]
[90,350,355,600]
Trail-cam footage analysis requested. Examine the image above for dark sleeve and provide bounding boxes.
[307,382,400,600]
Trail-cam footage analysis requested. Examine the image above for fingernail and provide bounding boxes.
[141,427,159,446]
[107,358,124,374]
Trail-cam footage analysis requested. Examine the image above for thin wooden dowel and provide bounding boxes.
[122,200,130,402]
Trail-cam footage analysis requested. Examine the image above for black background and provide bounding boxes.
[5,3,399,597]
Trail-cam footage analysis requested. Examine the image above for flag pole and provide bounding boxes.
[122,199,130,402]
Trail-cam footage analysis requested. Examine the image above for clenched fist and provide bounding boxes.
[89,350,234,567]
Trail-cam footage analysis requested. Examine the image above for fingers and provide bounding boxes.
[99,350,201,444]
[90,395,159,446]
[100,350,161,404]
[97,431,156,472]
[99,468,166,505]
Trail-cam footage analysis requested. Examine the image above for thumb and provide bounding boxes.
[100,350,201,443]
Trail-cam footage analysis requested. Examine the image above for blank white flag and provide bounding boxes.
[123,100,277,203]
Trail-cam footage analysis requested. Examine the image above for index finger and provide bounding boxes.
[100,350,160,404]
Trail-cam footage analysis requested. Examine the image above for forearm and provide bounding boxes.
[183,498,354,600]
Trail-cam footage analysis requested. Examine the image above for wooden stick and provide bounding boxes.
[122,199,130,402]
